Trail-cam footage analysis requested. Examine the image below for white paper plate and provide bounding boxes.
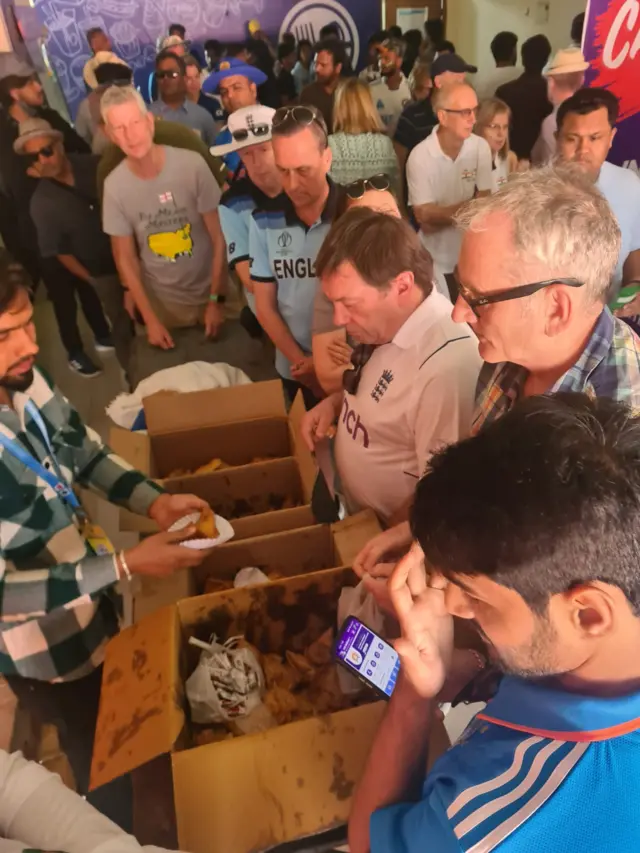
[169,512,235,549]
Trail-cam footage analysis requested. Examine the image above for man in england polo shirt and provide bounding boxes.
[407,81,492,300]
[301,208,480,526]
[249,106,343,405]
[350,393,640,853]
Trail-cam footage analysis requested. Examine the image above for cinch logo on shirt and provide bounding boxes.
[147,223,193,262]
[462,168,478,182]
[341,398,369,447]
[273,257,317,279]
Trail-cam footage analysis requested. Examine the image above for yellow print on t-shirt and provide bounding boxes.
[148,223,193,262]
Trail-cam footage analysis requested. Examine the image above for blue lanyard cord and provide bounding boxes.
[0,400,82,512]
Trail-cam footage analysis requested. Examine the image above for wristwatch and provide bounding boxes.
[209,293,226,304]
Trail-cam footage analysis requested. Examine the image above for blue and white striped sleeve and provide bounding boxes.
[219,204,250,269]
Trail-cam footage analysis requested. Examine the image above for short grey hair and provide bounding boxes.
[455,165,621,303]
[382,37,406,59]
[100,85,147,125]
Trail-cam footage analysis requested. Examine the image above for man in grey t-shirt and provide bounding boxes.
[102,85,226,350]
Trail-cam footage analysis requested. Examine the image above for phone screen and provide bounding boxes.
[335,616,400,698]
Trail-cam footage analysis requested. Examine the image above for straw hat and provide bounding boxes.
[544,47,589,77]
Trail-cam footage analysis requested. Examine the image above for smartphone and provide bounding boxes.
[334,616,400,699]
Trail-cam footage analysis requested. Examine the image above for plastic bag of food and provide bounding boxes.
[337,580,386,695]
[185,635,264,724]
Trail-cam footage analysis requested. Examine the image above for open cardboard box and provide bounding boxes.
[133,510,381,622]
[110,381,317,537]
[92,566,450,853]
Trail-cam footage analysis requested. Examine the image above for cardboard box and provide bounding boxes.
[92,566,448,853]
[132,510,381,623]
[111,380,317,537]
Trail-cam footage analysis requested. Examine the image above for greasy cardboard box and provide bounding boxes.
[133,510,381,622]
[110,381,317,536]
[92,566,449,853]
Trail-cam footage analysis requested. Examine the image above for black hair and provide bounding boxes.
[571,12,585,46]
[425,19,445,44]
[439,40,456,53]
[491,31,518,64]
[246,37,275,76]
[368,30,388,47]
[0,250,29,315]
[205,39,221,55]
[411,393,640,614]
[0,74,32,108]
[94,62,133,87]
[183,53,202,73]
[320,23,340,40]
[225,42,248,58]
[387,25,403,39]
[297,38,312,61]
[86,27,105,44]
[169,23,186,39]
[521,33,552,73]
[278,41,296,62]
[557,86,620,131]
[314,38,346,69]
[155,49,186,73]
[281,31,296,47]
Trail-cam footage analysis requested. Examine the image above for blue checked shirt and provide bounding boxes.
[473,309,640,434]
[0,369,163,682]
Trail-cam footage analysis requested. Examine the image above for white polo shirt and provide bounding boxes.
[369,74,412,137]
[407,127,493,274]
[334,291,481,524]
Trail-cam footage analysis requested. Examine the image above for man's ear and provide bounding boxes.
[564,583,617,639]
[336,63,343,76]
[250,82,257,100]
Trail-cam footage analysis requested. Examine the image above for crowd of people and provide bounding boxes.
[3,8,640,853]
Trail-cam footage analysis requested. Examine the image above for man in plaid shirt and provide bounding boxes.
[0,251,214,826]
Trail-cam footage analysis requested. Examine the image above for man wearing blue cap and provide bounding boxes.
[203,57,267,179]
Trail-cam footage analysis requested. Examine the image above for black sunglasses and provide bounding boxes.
[272,105,327,137]
[156,70,181,80]
[24,144,55,166]
[345,174,391,200]
[455,273,585,317]
[231,123,271,142]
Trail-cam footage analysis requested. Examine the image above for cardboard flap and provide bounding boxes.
[90,605,184,790]
[110,427,153,476]
[143,380,286,435]
[288,392,318,504]
[332,510,382,567]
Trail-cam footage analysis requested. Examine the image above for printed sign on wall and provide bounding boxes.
[33,0,381,118]
[583,0,640,171]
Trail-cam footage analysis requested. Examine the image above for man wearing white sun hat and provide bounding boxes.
[214,104,283,336]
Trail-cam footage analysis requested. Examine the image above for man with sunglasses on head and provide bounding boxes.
[150,50,216,148]
[249,104,345,406]
[213,104,283,337]
[407,81,492,301]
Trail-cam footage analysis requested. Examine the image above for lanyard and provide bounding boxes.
[0,400,83,514]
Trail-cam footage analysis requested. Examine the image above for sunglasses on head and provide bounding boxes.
[24,144,55,166]
[156,70,181,80]
[231,123,271,142]
[272,105,327,138]
[344,174,391,200]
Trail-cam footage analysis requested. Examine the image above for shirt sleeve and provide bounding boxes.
[29,195,64,259]
[476,138,494,193]
[371,789,463,853]
[393,108,414,150]
[74,99,93,145]
[407,146,436,206]
[312,285,337,335]
[194,155,222,214]
[411,335,482,473]
[249,215,276,283]
[200,110,217,148]
[219,204,250,267]
[102,176,133,237]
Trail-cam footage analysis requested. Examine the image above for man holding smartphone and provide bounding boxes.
[350,394,640,853]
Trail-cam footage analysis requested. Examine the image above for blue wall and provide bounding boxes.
[32,0,381,117]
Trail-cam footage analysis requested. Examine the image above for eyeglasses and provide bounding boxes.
[24,144,55,166]
[156,70,181,80]
[231,123,271,142]
[442,107,478,119]
[486,122,509,132]
[455,273,585,318]
[344,174,391,200]
[342,344,377,395]
[272,105,328,138]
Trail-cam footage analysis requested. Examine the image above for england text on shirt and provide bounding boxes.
[0,369,163,681]
[473,308,640,434]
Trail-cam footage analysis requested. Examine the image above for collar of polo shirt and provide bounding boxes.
[281,177,343,228]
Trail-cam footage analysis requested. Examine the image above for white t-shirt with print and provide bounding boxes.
[369,74,412,136]
[492,153,510,193]
[334,291,481,524]
[407,127,493,274]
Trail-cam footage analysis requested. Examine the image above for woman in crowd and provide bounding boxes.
[312,177,401,395]
[292,39,313,95]
[474,97,520,192]
[328,78,400,197]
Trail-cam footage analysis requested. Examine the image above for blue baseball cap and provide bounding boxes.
[203,57,267,94]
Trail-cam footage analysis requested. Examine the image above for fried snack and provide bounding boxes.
[228,703,278,735]
[195,506,218,539]
[262,653,300,691]
[285,650,316,684]
[325,425,337,439]
[305,629,334,667]
[263,686,303,725]
[203,577,234,595]
[308,665,353,714]
[166,468,188,478]
[194,458,226,476]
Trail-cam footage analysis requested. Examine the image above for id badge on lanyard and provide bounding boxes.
[0,400,115,555]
